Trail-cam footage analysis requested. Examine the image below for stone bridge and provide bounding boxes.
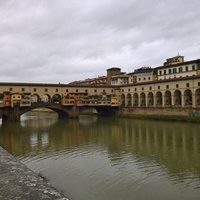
[0,103,118,122]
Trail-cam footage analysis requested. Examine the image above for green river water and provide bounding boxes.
[1,111,200,200]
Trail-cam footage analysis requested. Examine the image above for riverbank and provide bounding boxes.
[115,107,200,123]
[117,113,200,123]
[0,146,69,200]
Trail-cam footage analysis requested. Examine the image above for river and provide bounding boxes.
[1,111,200,200]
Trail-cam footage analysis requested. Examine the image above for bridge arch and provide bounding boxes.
[22,105,71,120]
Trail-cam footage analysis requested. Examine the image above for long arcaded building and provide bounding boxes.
[0,54,200,111]
[117,55,200,109]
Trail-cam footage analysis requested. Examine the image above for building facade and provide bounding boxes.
[1,55,200,111]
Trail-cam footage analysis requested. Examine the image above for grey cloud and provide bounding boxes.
[0,0,200,83]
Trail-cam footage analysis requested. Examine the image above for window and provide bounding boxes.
[164,70,166,75]
[192,65,195,70]
[169,69,172,74]
[166,85,169,89]
[149,86,152,90]
[185,66,188,71]
[56,89,58,92]
[66,89,68,92]
[142,87,144,91]
[45,88,48,92]
[9,88,13,91]
[76,89,78,92]
[139,78,141,81]
[22,88,25,92]
[176,84,179,88]
[186,83,190,87]
[159,71,162,75]
[198,82,200,86]
[128,88,130,92]
[94,89,97,93]
[85,89,88,93]
[143,77,146,81]
[158,86,160,89]
[178,67,183,72]
[173,68,177,73]
[135,88,137,91]
[34,88,37,92]
[111,89,113,93]
[122,89,124,92]
[148,77,151,80]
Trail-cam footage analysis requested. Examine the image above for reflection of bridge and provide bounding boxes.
[0,103,118,122]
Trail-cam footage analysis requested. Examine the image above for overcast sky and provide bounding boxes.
[0,0,200,84]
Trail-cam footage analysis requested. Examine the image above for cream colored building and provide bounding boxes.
[120,75,200,108]
[156,55,200,80]
[1,55,200,109]
[111,74,129,85]
[128,67,154,84]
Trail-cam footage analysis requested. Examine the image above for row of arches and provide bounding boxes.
[121,89,200,108]
[31,93,62,104]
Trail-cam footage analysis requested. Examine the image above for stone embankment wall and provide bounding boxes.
[118,107,200,117]
[0,146,69,200]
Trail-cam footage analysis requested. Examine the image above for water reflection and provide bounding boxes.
[1,112,200,199]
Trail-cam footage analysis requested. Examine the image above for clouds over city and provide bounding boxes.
[0,0,200,83]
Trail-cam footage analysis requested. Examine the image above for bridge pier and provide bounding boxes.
[65,106,81,118]
[58,112,69,119]
[71,106,81,118]
[2,107,21,122]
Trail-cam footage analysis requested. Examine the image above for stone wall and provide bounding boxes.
[118,107,200,116]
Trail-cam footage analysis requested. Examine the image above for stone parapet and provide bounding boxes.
[0,146,69,200]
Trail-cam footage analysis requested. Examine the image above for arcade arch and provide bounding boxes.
[195,89,200,106]
[41,94,51,103]
[133,93,138,107]
[174,90,181,106]
[31,94,40,103]
[156,91,162,106]
[164,91,171,106]
[140,93,146,107]
[127,93,132,106]
[52,94,62,104]
[121,94,125,106]
[183,89,192,106]
[147,92,154,107]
